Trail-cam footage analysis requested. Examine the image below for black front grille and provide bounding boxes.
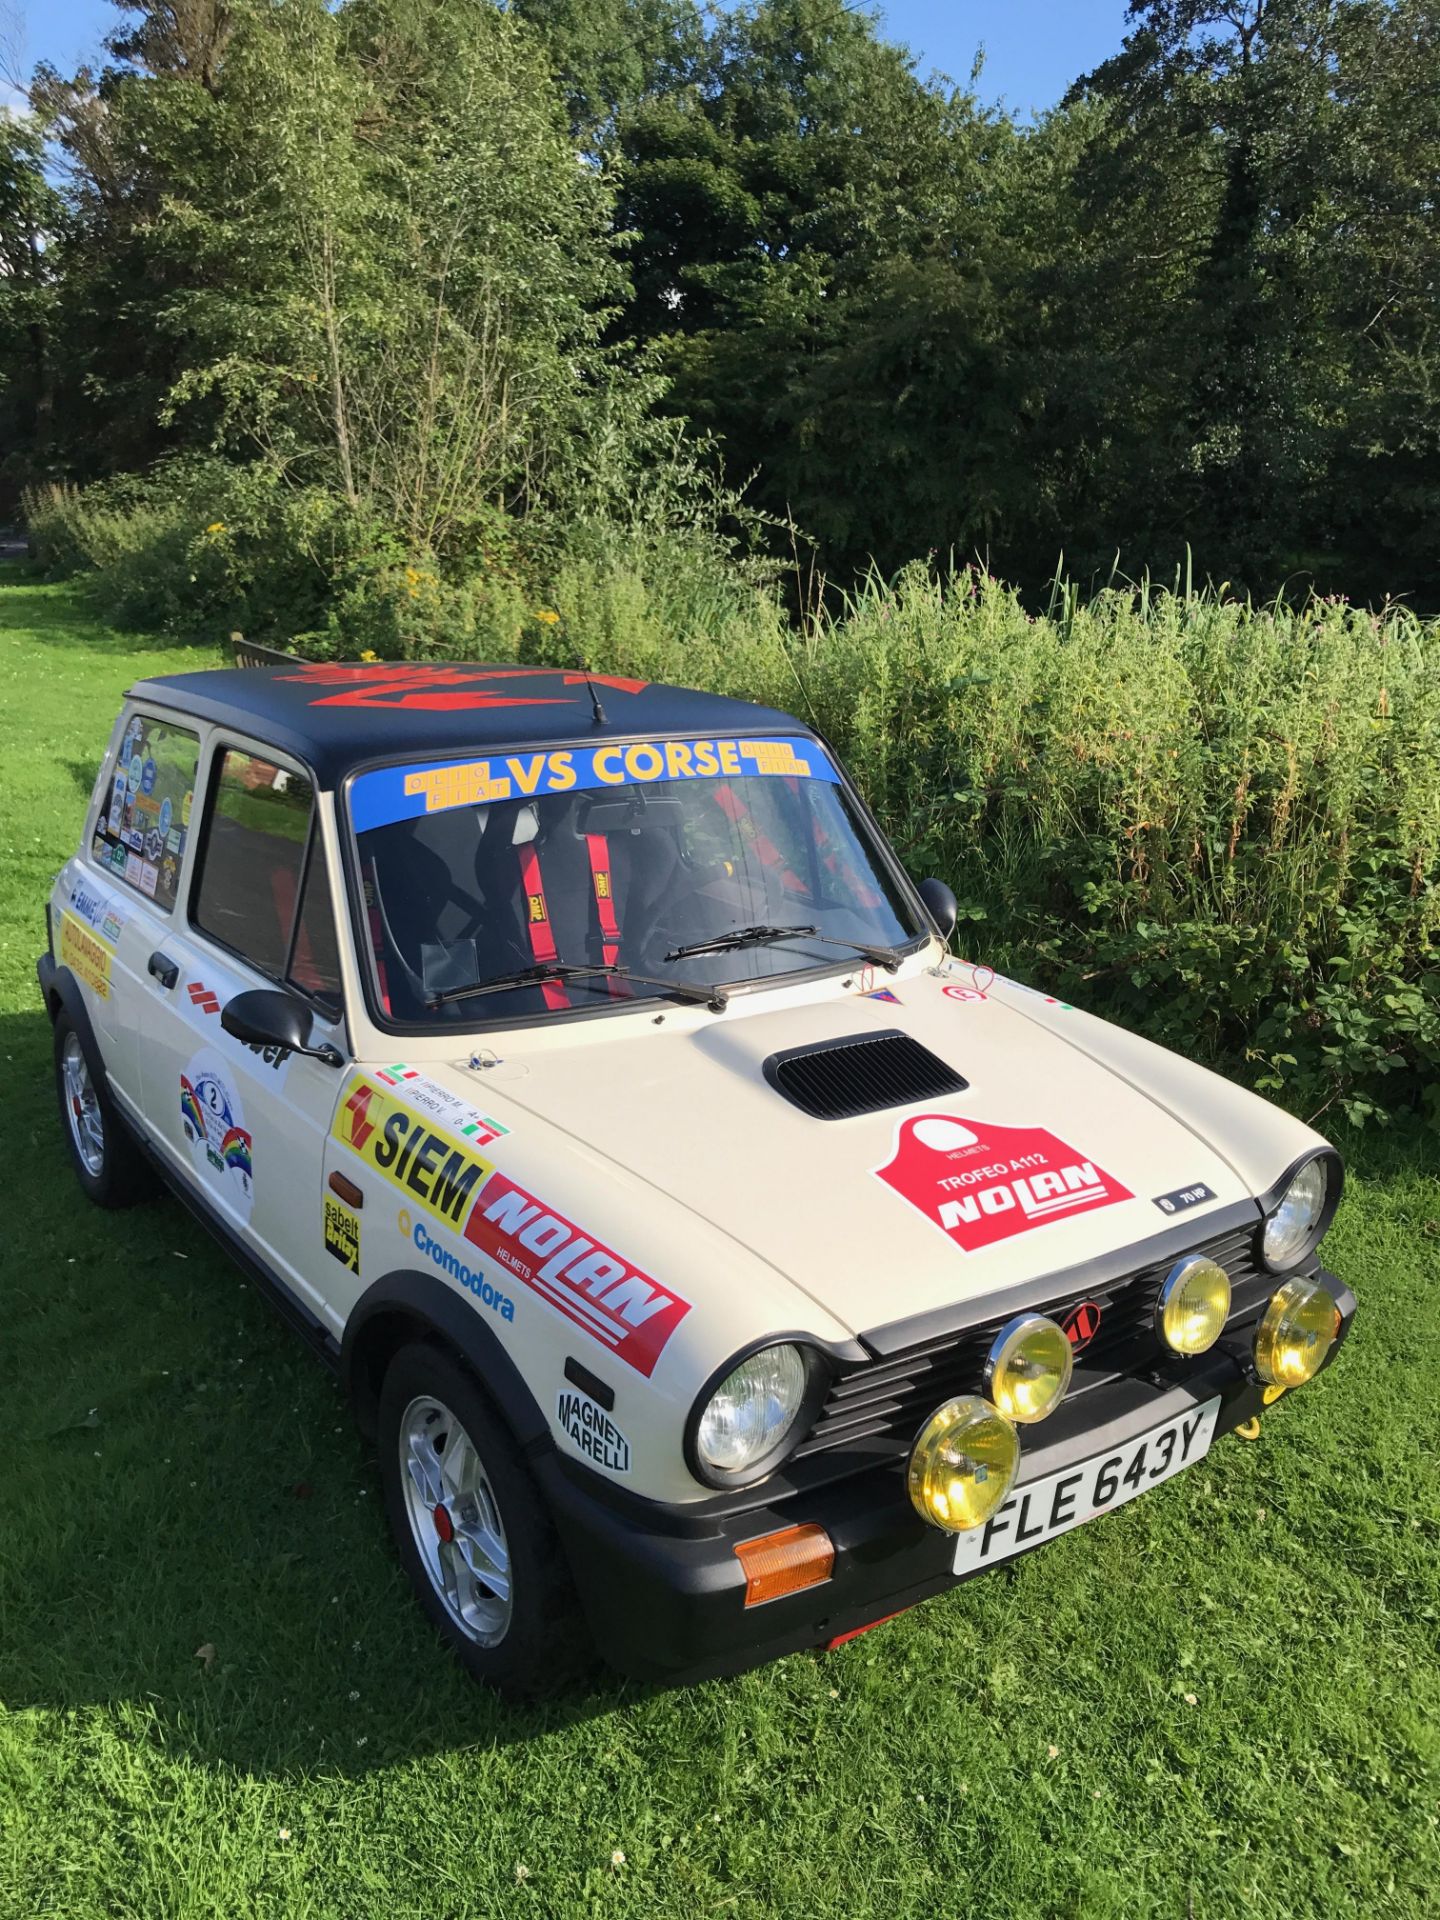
[795,1221,1273,1461]
[764,1029,967,1121]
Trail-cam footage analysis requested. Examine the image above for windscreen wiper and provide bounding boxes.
[428,960,727,1013]
[665,923,902,971]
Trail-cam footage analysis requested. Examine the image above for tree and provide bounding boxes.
[0,113,66,513]
[23,0,637,561]
[608,0,1028,579]
[1066,0,1399,590]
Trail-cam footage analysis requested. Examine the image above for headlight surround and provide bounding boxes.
[1254,1277,1340,1387]
[1156,1255,1232,1355]
[1261,1155,1334,1270]
[983,1313,1073,1424]
[691,1342,812,1481]
[908,1394,1021,1531]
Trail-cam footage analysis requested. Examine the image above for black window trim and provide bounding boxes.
[337,724,935,1038]
[85,702,202,918]
[188,734,347,1027]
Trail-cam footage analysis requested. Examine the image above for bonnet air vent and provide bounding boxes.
[763,1029,968,1121]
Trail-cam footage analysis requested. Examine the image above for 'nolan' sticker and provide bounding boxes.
[874,1113,1134,1254]
[461,1175,689,1377]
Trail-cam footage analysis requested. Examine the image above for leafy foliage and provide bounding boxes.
[9,0,1440,1122]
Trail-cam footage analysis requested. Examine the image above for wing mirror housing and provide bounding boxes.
[917,877,958,942]
[221,988,344,1067]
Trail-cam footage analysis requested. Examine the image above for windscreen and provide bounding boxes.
[349,734,922,1022]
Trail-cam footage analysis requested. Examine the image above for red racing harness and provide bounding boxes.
[585,833,630,995]
[518,836,630,1006]
[710,780,883,909]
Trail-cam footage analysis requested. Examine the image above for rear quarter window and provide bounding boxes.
[89,711,200,913]
[192,747,342,1008]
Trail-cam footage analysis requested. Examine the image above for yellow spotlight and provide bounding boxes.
[1157,1255,1232,1355]
[1254,1277,1339,1387]
[907,1395,1020,1532]
[984,1315,1074,1424]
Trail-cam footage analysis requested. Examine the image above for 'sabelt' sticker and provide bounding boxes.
[874,1113,1134,1254]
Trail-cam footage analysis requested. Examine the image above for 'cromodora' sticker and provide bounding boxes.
[180,1050,253,1220]
[556,1387,631,1474]
[402,1209,516,1324]
[874,1113,1133,1254]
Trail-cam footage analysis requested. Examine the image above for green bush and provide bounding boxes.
[24,471,1440,1126]
[794,568,1440,1130]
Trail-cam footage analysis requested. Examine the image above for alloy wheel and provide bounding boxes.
[398,1394,513,1647]
[62,1030,105,1178]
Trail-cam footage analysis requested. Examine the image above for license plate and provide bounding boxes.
[952,1395,1222,1573]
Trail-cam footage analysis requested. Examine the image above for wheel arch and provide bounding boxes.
[40,957,102,1060]
[342,1269,551,1451]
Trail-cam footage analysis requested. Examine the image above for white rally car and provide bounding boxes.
[39,661,1354,1692]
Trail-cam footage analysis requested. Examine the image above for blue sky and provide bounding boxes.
[10,0,1134,119]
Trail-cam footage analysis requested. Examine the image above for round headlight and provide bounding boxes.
[1254,1277,1339,1387]
[984,1314,1073,1424]
[907,1395,1020,1532]
[1157,1255,1232,1355]
[1262,1158,1329,1268]
[695,1343,808,1474]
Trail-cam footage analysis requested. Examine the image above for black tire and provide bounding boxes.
[52,1008,158,1208]
[376,1340,587,1696]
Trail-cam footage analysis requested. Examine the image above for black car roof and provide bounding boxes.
[126,662,807,789]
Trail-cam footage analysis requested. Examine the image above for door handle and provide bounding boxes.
[148,951,179,989]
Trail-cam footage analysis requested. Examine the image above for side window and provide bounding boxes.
[192,749,343,1009]
[90,712,200,913]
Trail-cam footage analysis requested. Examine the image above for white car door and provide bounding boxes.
[57,705,204,1116]
[139,736,351,1338]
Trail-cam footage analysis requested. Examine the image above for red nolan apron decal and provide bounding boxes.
[874,1114,1133,1254]
[462,1175,689,1375]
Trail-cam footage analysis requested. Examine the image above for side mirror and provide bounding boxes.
[917,877,958,942]
[221,988,344,1067]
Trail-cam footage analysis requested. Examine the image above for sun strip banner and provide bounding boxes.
[349,735,839,834]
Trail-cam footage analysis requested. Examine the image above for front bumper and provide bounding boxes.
[539,1271,1356,1684]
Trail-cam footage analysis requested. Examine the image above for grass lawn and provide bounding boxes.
[0,568,1437,1920]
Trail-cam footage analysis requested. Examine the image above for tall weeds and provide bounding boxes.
[561,562,1440,1125]
[24,478,1439,1124]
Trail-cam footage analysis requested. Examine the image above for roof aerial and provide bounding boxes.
[126,661,804,787]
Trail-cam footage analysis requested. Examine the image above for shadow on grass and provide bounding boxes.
[0,563,216,657]
[0,1005,644,1777]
